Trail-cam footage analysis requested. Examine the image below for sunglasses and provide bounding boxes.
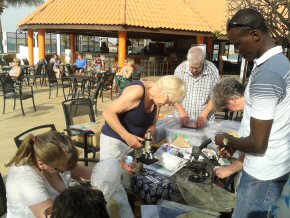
[227,21,255,31]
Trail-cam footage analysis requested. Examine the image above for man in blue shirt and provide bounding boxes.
[75,53,87,75]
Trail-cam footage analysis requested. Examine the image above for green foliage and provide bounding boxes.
[0,0,44,15]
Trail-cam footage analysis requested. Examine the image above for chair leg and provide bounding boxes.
[32,96,36,112]
[49,86,51,99]
[2,96,5,114]
[13,96,16,110]
[56,84,59,97]
[101,89,104,102]
[62,86,67,100]
[20,99,25,116]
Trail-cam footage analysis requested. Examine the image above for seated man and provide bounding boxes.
[9,58,22,81]
[75,53,87,75]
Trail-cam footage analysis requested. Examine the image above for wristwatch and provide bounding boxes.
[223,137,229,147]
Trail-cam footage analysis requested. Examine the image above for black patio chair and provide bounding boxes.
[100,70,115,102]
[132,65,143,81]
[22,58,30,66]
[46,63,71,100]
[62,98,99,165]
[14,124,57,148]
[0,73,36,116]
[65,64,74,75]
[89,80,104,115]
[25,61,45,87]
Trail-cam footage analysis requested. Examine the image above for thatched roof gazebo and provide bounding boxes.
[19,0,229,66]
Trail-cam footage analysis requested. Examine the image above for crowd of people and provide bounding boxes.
[2,7,289,218]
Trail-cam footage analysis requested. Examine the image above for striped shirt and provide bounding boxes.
[240,46,290,180]
[174,60,220,121]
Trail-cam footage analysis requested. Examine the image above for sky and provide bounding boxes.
[2,1,48,32]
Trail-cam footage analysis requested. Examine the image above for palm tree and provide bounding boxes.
[0,0,44,53]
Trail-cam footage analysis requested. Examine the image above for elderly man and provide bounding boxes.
[215,8,290,218]
[174,46,220,128]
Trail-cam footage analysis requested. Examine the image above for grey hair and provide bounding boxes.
[212,79,245,109]
[157,75,186,103]
[187,47,205,65]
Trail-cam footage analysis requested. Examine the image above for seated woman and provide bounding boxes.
[50,186,109,218]
[115,59,135,91]
[9,58,22,81]
[91,54,105,70]
[50,53,63,79]
[75,53,87,75]
[5,131,92,218]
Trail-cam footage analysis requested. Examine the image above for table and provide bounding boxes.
[1,66,12,73]
[66,74,92,98]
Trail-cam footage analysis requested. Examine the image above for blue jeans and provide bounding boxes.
[232,170,289,218]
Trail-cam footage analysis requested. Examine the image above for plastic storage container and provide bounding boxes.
[154,116,179,143]
[165,122,207,147]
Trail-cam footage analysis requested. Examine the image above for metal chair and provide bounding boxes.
[22,58,30,66]
[100,70,115,102]
[46,63,71,100]
[62,98,99,165]
[89,80,104,115]
[25,61,45,87]
[0,73,36,116]
[14,124,57,148]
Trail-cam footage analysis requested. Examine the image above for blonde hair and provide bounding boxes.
[127,58,135,67]
[6,131,78,170]
[157,75,186,103]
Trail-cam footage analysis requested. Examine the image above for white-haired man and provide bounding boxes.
[174,46,220,128]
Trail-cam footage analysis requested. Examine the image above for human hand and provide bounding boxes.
[125,133,144,149]
[215,167,234,179]
[179,111,190,126]
[196,115,207,128]
[120,159,136,176]
[214,133,229,147]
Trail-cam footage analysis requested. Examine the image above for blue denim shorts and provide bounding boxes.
[232,170,289,218]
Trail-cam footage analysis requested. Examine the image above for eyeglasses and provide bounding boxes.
[166,94,174,106]
[227,21,255,31]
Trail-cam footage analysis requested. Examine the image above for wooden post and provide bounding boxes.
[196,36,204,44]
[118,31,127,67]
[70,34,76,64]
[207,37,214,61]
[38,29,45,60]
[27,29,34,65]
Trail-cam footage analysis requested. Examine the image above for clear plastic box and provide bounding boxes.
[154,116,179,143]
[165,122,208,147]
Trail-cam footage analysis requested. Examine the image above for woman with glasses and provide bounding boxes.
[5,131,92,218]
[100,75,185,217]
[101,75,186,168]
[9,58,22,81]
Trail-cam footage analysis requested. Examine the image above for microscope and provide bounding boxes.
[186,138,220,184]
[137,131,159,165]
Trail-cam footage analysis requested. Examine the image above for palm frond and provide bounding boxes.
[4,0,44,7]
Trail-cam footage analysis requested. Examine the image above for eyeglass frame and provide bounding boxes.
[227,21,255,31]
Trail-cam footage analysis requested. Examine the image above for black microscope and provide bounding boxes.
[186,138,220,184]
